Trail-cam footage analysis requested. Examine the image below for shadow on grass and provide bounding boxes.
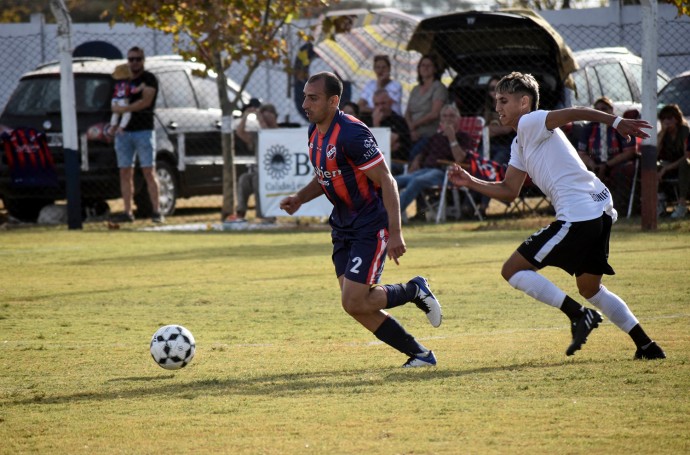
[9,358,599,407]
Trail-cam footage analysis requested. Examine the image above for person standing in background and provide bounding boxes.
[110,46,163,223]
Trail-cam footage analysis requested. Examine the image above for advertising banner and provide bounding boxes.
[257,127,391,217]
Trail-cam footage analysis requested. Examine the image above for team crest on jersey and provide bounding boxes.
[326,144,337,159]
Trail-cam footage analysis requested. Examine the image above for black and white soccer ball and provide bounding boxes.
[150,325,196,370]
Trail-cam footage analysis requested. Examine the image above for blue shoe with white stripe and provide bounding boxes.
[566,308,602,356]
[402,350,437,368]
[410,276,442,328]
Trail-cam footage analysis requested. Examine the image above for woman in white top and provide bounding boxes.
[357,54,403,117]
[448,71,666,361]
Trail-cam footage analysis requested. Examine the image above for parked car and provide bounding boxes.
[0,55,251,221]
[568,47,669,115]
[657,70,690,121]
[407,11,668,117]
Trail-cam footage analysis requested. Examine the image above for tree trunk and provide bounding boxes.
[214,51,236,220]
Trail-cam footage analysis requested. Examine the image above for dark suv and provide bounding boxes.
[0,56,249,221]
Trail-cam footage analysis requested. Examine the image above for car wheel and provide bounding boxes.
[3,197,54,222]
[156,160,177,216]
[135,160,178,217]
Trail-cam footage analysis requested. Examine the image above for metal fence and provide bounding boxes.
[0,5,688,225]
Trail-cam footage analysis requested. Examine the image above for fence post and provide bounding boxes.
[640,0,659,230]
[30,13,46,63]
[50,0,82,230]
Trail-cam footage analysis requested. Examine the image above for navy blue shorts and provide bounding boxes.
[332,228,388,285]
[517,213,615,277]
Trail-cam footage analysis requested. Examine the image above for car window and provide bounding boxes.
[570,69,591,107]
[4,75,111,115]
[584,67,603,103]
[595,63,633,103]
[82,78,112,111]
[658,76,690,117]
[627,63,668,95]
[157,70,197,109]
[194,76,220,110]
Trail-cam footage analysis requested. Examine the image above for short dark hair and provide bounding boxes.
[307,72,343,99]
[594,96,614,111]
[127,46,145,57]
[496,72,540,111]
[259,104,277,116]
[341,101,359,117]
[373,54,391,69]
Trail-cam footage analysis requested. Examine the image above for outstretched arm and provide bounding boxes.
[546,107,652,141]
[448,164,527,204]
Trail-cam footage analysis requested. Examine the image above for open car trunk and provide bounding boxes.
[407,9,577,115]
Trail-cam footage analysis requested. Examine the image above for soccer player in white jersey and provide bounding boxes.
[448,72,665,360]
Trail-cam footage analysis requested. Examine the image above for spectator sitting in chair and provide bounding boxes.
[227,102,280,223]
[341,101,361,119]
[395,104,471,221]
[656,103,690,218]
[483,75,515,165]
[371,89,411,176]
[577,96,637,211]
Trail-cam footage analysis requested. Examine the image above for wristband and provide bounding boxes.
[612,116,623,129]
[449,141,459,148]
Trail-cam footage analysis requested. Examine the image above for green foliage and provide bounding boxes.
[666,0,690,17]
[0,0,117,23]
[116,0,331,111]
[1,224,689,453]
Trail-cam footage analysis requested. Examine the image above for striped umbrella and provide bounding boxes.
[313,8,422,102]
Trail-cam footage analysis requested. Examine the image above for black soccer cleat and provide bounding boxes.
[566,308,602,356]
[409,276,442,328]
[634,341,666,360]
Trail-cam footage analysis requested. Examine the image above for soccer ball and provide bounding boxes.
[150,325,196,370]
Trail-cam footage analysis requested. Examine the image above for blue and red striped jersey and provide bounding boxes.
[308,110,387,233]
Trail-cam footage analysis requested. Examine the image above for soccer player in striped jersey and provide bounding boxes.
[449,72,665,360]
[280,72,442,368]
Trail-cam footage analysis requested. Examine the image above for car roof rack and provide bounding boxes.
[34,56,110,70]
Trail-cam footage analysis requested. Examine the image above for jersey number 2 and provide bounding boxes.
[350,257,362,274]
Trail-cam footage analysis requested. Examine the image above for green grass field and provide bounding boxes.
[1,219,689,454]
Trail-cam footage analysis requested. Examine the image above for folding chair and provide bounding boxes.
[504,175,551,217]
[434,163,483,223]
[429,116,486,223]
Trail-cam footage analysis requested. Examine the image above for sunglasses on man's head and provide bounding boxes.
[128,57,143,62]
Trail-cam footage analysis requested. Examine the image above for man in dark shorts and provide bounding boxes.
[449,72,665,360]
[280,72,442,368]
